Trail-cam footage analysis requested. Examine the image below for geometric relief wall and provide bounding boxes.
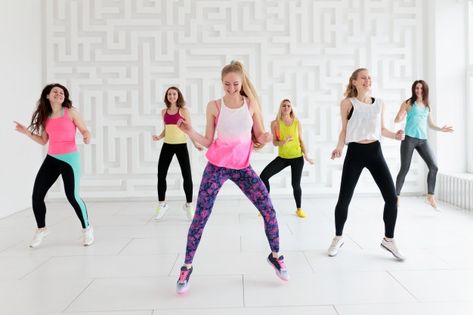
[45,0,426,199]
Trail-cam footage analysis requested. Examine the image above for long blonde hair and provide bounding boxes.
[221,60,262,116]
[275,99,296,121]
[221,60,266,146]
[344,68,368,98]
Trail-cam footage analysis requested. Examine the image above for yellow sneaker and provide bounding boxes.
[295,209,306,218]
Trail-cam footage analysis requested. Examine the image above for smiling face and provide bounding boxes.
[280,100,292,117]
[352,70,371,93]
[222,71,242,96]
[47,86,65,105]
[166,88,179,105]
[414,82,423,99]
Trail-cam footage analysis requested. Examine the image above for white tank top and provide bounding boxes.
[345,97,382,144]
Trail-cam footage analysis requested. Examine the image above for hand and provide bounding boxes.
[152,134,163,141]
[441,125,454,133]
[255,132,271,146]
[261,132,272,144]
[304,155,315,165]
[83,135,90,144]
[395,129,405,141]
[331,147,343,160]
[194,143,204,151]
[283,136,293,144]
[177,118,192,134]
[14,121,28,135]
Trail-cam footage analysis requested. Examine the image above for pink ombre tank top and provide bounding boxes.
[45,108,78,155]
[206,98,253,169]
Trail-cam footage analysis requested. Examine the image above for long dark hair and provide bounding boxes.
[29,83,72,134]
[408,80,429,109]
[164,86,186,108]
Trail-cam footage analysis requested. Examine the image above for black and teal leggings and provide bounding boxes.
[260,156,304,208]
[157,143,193,203]
[334,142,398,238]
[32,152,89,229]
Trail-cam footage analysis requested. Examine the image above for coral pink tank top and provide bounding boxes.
[45,108,78,155]
[206,98,253,169]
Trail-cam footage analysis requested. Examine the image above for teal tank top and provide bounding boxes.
[405,102,429,140]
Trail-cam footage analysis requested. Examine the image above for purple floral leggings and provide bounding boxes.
[184,162,280,264]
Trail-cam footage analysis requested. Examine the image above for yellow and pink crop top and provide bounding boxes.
[163,110,187,144]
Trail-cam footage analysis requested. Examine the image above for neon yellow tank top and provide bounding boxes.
[278,119,303,159]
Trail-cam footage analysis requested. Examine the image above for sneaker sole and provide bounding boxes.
[176,284,190,295]
[328,241,344,257]
[29,232,50,248]
[380,243,405,261]
[266,258,289,282]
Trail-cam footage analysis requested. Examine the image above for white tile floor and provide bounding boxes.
[1,196,473,314]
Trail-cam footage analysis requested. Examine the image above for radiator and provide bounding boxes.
[437,173,473,211]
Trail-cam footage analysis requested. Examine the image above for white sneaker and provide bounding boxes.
[83,226,94,246]
[183,203,195,221]
[30,228,49,248]
[328,236,344,257]
[381,238,405,261]
[154,202,169,220]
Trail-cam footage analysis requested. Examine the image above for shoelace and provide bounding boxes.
[277,257,287,270]
[178,270,189,282]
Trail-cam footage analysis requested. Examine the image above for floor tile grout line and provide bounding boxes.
[18,255,55,281]
[168,253,181,276]
[386,270,421,302]
[61,278,96,313]
[347,235,364,250]
[302,250,317,273]
[332,304,341,315]
[116,237,136,255]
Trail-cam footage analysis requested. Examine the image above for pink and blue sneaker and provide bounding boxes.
[176,266,193,294]
[267,253,289,281]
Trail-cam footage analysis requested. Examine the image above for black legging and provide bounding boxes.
[335,141,398,238]
[157,143,193,203]
[260,156,304,208]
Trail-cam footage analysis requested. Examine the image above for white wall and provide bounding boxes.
[467,0,473,173]
[43,0,428,200]
[427,0,467,173]
[0,1,43,218]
